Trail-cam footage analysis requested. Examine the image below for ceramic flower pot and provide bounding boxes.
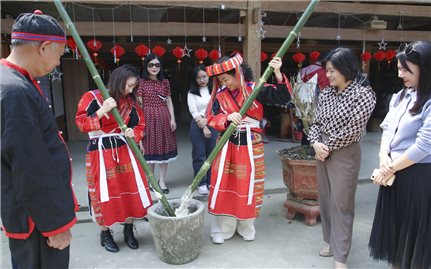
[276,147,320,225]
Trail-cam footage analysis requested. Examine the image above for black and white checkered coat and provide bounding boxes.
[308,81,376,151]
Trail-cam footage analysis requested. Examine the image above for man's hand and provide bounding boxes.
[47,229,72,250]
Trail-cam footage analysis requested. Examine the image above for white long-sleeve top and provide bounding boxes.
[187,87,211,120]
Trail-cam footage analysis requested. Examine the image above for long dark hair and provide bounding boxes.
[142,53,165,81]
[397,41,431,115]
[189,65,213,96]
[217,56,254,82]
[106,64,140,104]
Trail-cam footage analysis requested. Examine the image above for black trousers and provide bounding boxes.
[9,228,70,269]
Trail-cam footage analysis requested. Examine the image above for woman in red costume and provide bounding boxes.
[206,54,291,244]
[75,65,152,253]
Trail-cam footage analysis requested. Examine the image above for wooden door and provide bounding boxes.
[62,58,89,141]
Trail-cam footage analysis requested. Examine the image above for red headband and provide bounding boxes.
[206,53,243,77]
[11,32,67,43]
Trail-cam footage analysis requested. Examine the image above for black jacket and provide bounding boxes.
[1,60,77,239]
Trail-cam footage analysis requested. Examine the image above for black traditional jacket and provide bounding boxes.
[1,59,78,239]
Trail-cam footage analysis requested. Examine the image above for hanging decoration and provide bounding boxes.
[182,45,192,58]
[86,39,102,62]
[373,50,386,72]
[129,4,134,42]
[201,8,207,43]
[361,51,372,62]
[296,32,301,49]
[110,45,125,64]
[385,49,397,64]
[209,49,221,62]
[373,50,386,61]
[67,37,79,59]
[256,12,266,40]
[49,67,63,81]
[398,14,404,43]
[335,13,342,46]
[217,7,222,55]
[146,8,151,49]
[195,48,208,64]
[182,7,192,57]
[88,7,101,61]
[261,51,268,62]
[309,51,320,63]
[152,45,166,57]
[292,52,306,68]
[378,40,388,51]
[237,10,242,42]
[135,44,150,61]
[69,4,79,59]
[172,46,184,68]
[165,8,172,45]
[361,51,372,70]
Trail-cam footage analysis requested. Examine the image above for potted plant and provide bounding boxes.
[276,73,320,226]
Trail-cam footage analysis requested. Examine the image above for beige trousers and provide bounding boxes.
[210,215,256,240]
[317,140,361,263]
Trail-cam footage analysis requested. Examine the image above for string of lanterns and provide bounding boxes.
[62,4,401,71]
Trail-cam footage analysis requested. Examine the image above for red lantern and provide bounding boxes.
[292,52,306,68]
[110,45,125,63]
[373,51,386,62]
[209,49,221,62]
[194,48,208,64]
[87,39,102,52]
[67,37,76,51]
[309,51,320,63]
[86,39,102,61]
[385,49,397,63]
[67,37,79,58]
[361,51,372,62]
[135,44,149,61]
[261,51,268,62]
[152,45,166,58]
[172,46,184,64]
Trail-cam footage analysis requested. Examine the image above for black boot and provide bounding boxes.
[123,223,139,249]
[100,229,119,253]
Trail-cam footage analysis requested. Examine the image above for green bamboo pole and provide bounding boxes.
[179,0,320,206]
[53,0,176,217]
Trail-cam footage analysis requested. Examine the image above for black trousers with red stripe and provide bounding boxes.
[9,228,70,269]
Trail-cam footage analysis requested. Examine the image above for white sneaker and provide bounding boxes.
[197,185,209,195]
[242,234,255,241]
[211,233,224,244]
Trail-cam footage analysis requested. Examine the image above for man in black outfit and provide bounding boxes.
[1,10,78,269]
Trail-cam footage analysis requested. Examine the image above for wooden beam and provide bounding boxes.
[36,0,248,10]
[31,0,431,17]
[2,19,429,42]
[244,0,261,77]
[261,1,431,18]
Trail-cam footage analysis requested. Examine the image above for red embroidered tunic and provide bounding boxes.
[206,75,291,220]
[75,90,152,226]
